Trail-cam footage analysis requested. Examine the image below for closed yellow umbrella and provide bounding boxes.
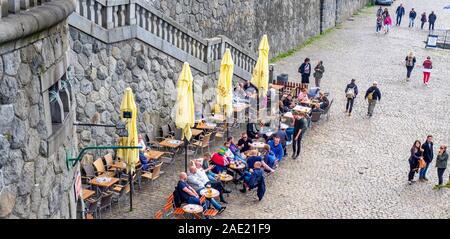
[251,34,270,96]
[176,62,195,141]
[117,87,138,174]
[176,62,195,172]
[216,48,234,118]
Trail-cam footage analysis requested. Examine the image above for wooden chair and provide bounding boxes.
[98,191,113,217]
[141,162,163,186]
[154,210,163,219]
[84,197,100,219]
[93,158,115,177]
[81,163,96,185]
[145,133,165,149]
[310,111,322,123]
[203,208,219,218]
[173,207,186,219]
[104,153,114,170]
[112,184,130,210]
[164,194,175,218]
[192,133,211,155]
[169,122,176,135]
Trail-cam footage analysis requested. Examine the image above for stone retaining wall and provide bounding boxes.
[69,29,220,147]
[148,0,371,58]
[0,19,78,219]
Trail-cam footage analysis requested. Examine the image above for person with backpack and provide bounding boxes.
[395,4,405,26]
[408,8,417,28]
[345,79,358,117]
[313,61,325,88]
[405,51,416,81]
[376,6,383,17]
[408,140,423,185]
[299,58,312,89]
[364,82,381,117]
[428,11,437,30]
[435,145,448,187]
[422,56,433,87]
[420,12,427,30]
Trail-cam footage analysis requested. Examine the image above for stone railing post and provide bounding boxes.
[128,1,136,25]
[20,0,29,10]
[8,0,20,13]
[105,5,113,29]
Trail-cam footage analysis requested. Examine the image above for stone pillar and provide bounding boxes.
[128,1,136,25]
[106,5,113,29]
[8,0,20,13]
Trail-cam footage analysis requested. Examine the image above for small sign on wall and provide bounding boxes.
[74,170,81,201]
[426,34,438,48]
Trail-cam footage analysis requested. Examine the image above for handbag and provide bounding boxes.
[418,158,426,169]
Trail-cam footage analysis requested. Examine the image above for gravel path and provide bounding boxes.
[105,0,449,219]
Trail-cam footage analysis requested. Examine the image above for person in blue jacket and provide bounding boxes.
[267,135,284,163]
[395,4,405,26]
[239,161,266,201]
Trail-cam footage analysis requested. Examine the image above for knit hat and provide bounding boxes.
[218,147,227,156]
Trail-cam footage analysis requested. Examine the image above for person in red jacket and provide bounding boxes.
[422,56,433,86]
[210,147,230,173]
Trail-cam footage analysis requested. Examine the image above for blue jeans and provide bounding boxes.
[419,162,430,179]
[409,18,415,27]
[286,128,294,141]
[196,189,222,210]
[187,196,208,211]
[206,172,216,181]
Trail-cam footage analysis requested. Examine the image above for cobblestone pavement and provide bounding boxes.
[105,0,450,219]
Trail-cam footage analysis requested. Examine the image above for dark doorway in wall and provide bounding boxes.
[320,0,325,34]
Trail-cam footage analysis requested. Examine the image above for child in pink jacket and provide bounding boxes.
[384,14,392,33]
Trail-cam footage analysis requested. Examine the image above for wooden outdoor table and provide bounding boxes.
[250,142,267,149]
[195,123,217,130]
[293,105,312,114]
[82,189,95,200]
[110,161,126,170]
[183,204,204,214]
[229,162,246,170]
[272,85,285,90]
[209,114,225,122]
[200,188,220,199]
[159,139,184,148]
[218,173,233,183]
[89,177,119,188]
[233,104,249,112]
[191,129,203,137]
[145,150,166,160]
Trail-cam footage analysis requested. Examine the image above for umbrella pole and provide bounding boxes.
[129,169,133,212]
[184,139,188,172]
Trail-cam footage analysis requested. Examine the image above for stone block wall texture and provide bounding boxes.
[147,0,371,58]
[0,20,78,219]
[69,29,218,147]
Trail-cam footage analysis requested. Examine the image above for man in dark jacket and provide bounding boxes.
[408,8,417,28]
[364,81,381,117]
[239,161,266,201]
[396,4,405,26]
[419,135,434,181]
[345,79,359,116]
[428,11,437,30]
[299,58,312,89]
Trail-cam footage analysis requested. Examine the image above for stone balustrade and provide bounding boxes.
[71,0,257,80]
[0,0,53,18]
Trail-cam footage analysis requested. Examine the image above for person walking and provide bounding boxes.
[298,58,312,89]
[419,135,434,182]
[376,6,383,17]
[395,4,405,26]
[422,56,433,87]
[384,13,392,34]
[408,8,417,28]
[313,61,325,88]
[435,145,448,187]
[292,112,307,159]
[364,82,381,117]
[405,51,416,81]
[420,12,427,30]
[376,15,383,33]
[408,140,423,185]
[345,79,358,116]
[428,11,437,30]
[382,8,389,20]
